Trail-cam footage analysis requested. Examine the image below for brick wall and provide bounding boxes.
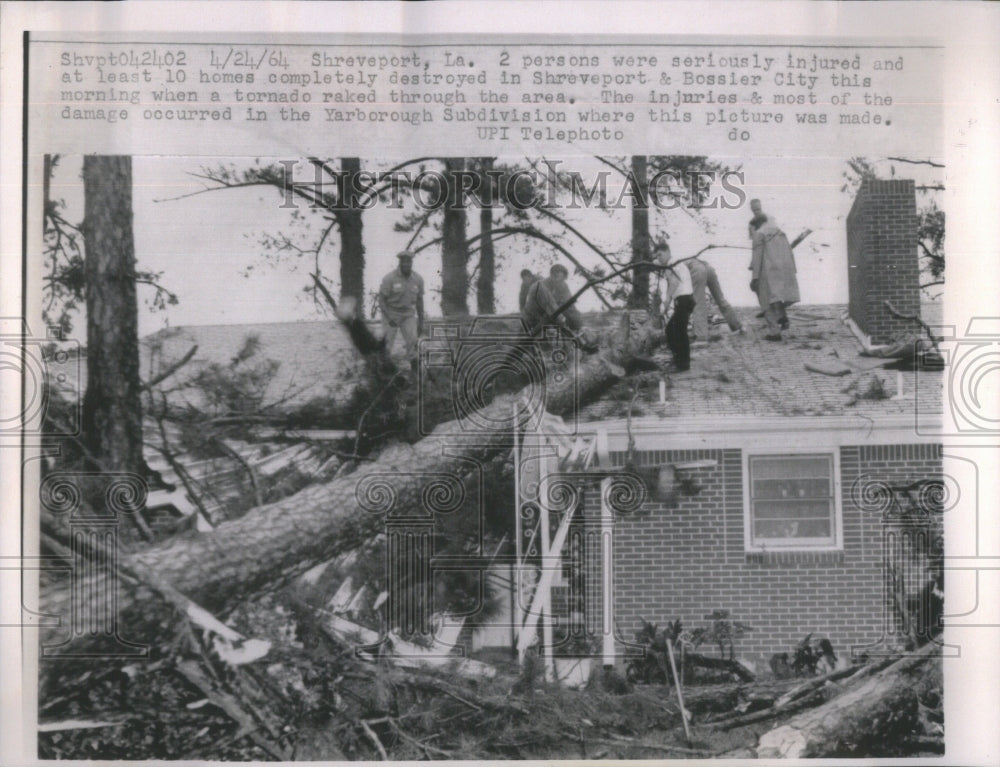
[846,179,920,345]
[606,443,941,669]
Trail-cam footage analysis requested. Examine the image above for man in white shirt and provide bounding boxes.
[654,241,694,372]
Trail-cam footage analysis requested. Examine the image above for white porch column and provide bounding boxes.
[600,476,615,667]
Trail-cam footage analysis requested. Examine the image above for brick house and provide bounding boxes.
[107,179,945,678]
[482,178,946,676]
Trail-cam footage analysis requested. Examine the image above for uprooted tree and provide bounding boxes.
[40,300,666,651]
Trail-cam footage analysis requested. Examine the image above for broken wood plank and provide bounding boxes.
[38,719,130,732]
[255,428,358,440]
[325,615,496,679]
[804,360,853,377]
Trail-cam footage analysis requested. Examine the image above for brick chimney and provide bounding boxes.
[845,179,920,345]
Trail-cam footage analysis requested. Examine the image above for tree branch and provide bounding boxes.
[886,157,945,169]
[884,300,942,355]
[593,155,629,178]
[142,345,198,390]
[533,205,622,270]
[411,225,614,309]
[550,251,710,320]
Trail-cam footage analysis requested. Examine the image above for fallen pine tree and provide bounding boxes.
[753,642,943,758]
[40,309,664,653]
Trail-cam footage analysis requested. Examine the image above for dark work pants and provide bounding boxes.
[665,295,695,370]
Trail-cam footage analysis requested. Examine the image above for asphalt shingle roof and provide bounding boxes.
[579,303,943,421]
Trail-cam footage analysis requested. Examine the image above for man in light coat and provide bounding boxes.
[750,214,800,340]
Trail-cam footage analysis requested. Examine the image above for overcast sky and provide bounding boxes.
[47,152,942,341]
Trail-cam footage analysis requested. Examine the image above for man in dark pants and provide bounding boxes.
[655,241,694,372]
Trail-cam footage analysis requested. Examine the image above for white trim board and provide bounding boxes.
[586,414,942,454]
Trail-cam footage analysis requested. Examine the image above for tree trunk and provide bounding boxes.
[755,644,942,758]
[685,651,755,682]
[441,158,469,316]
[81,156,144,480]
[41,312,662,649]
[628,156,651,309]
[337,157,366,314]
[476,158,496,315]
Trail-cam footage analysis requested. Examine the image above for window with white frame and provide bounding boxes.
[745,452,841,550]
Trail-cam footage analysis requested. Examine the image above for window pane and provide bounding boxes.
[754,518,832,539]
[753,477,831,500]
[750,456,831,480]
[748,454,836,547]
[753,500,832,520]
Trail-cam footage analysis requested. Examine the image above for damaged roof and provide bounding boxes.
[131,302,943,423]
[579,303,943,422]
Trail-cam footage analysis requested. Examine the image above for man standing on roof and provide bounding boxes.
[750,214,800,341]
[687,256,744,340]
[518,268,541,312]
[654,241,694,372]
[378,250,424,366]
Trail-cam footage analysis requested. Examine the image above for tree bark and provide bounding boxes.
[476,158,496,315]
[628,156,651,309]
[337,158,366,314]
[441,158,470,316]
[755,643,942,758]
[41,312,663,649]
[81,156,144,480]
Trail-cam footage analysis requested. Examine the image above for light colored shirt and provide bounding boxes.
[655,250,692,304]
[664,262,693,302]
[379,268,423,322]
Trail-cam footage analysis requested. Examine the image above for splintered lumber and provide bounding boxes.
[40,312,663,651]
[804,360,853,377]
[755,643,942,758]
[324,615,496,679]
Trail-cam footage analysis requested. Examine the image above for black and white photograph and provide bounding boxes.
[1,3,998,765]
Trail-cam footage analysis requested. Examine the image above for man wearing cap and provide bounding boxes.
[378,251,424,364]
[747,198,777,240]
[750,214,800,341]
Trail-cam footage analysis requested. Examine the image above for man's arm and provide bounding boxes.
[663,267,680,306]
[749,233,763,290]
[378,274,396,325]
[415,276,425,335]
